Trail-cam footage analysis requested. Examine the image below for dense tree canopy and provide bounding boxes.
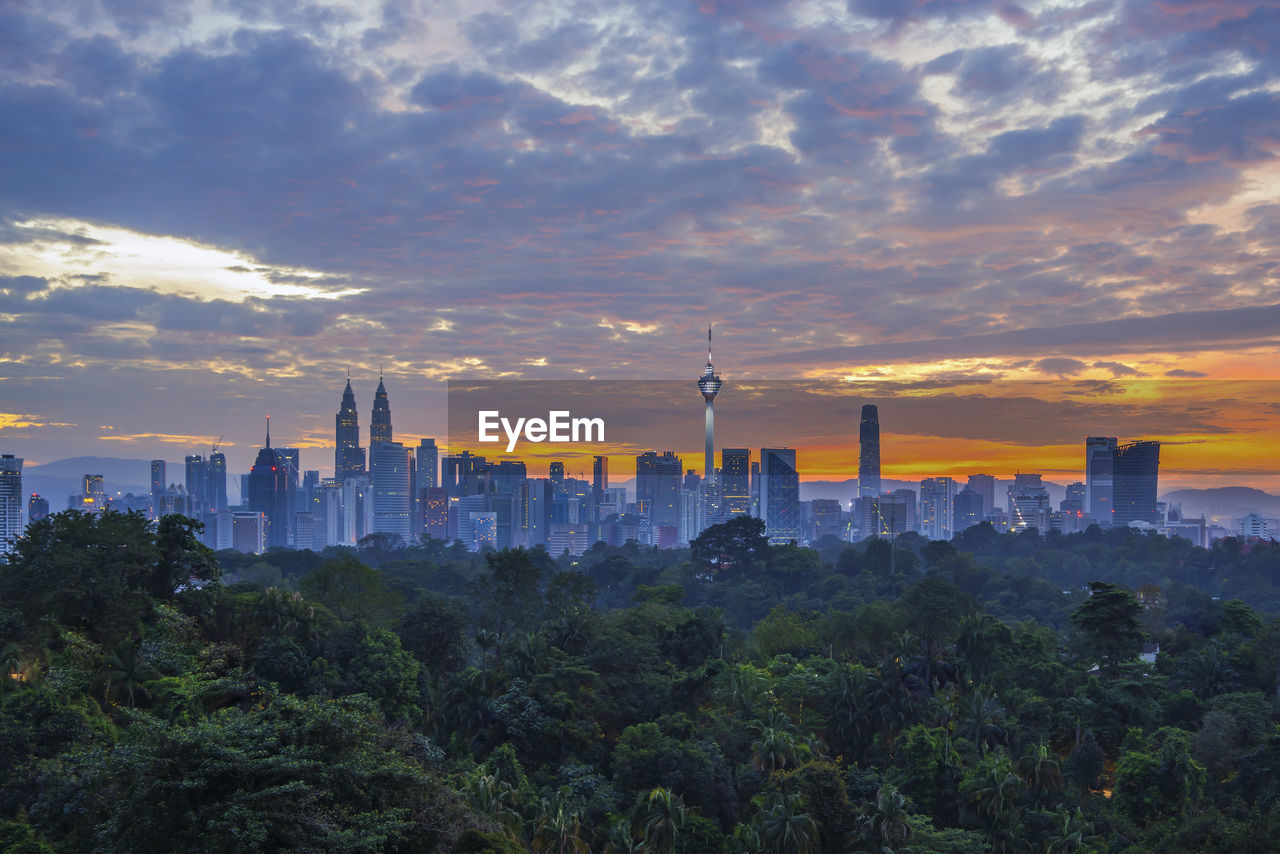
[4,513,1280,852]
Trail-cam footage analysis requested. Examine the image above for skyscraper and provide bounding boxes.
[721,449,751,517]
[27,492,49,524]
[858,405,881,499]
[150,459,166,513]
[592,455,608,514]
[185,455,207,513]
[920,477,956,541]
[247,418,289,549]
[417,439,438,490]
[1085,436,1118,525]
[954,487,983,531]
[0,455,21,555]
[1113,441,1160,525]
[208,449,227,512]
[1008,473,1051,532]
[370,370,392,444]
[697,324,722,478]
[335,375,365,480]
[966,474,995,516]
[370,440,412,542]
[759,447,800,543]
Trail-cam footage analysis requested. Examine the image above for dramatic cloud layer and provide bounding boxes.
[1,0,1279,482]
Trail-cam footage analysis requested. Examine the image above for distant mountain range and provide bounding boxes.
[1160,487,1280,522]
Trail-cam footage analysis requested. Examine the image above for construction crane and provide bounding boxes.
[211,435,223,455]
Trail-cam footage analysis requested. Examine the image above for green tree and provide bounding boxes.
[300,554,400,622]
[1071,581,1144,676]
[0,510,161,645]
[636,787,686,854]
[756,791,819,854]
[468,549,544,658]
[691,516,769,578]
[855,784,913,854]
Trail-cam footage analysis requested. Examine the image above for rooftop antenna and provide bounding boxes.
[265,415,271,448]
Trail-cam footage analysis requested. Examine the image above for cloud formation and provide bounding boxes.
[0,0,1278,477]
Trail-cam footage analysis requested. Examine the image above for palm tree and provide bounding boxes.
[757,792,819,854]
[531,797,588,854]
[1172,642,1242,699]
[856,784,912,854]
[960,691,1005,755]
[102,643,159,707]
[1015,742,1064,803]
[752,726,800,773]
[635,787,686,854]
[1044,808,1096,854]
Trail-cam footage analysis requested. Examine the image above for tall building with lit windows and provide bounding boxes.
[858,405,881,499]
[248,418,290,549]
[370,371,392,444]
[335,375,365,480]
[1085,437,1117,525]
[1113,440,1160,525]
[722,449,751,517]
[0,455,21,555]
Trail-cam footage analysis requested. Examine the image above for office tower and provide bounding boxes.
[369,440,412,542]
[1085,437,1118,525]
[335,374,365,480]
[592,455,608,507]
[697,324,722,477]
[1112,440,1160,525]
[277,448,301,489]
[294,513,317,551]
[74,474,106,513]
[421,487,449,540]
[549,461,565,488]
[811,498,843,541]
[759,448,800,543]
[208,449,227,512]
[150,459,166,510]
[231,511,267,554]
[418,439,438,490]
[920,477,956,541]
[1008,473,1051,532]
[443,451,489,497]
[750,460,760,515]
[858,405,881,499]
[247,418,290,549]
[0,455,21,555]
[966,474,995,516]
[858,489,916,538]
[27,492,49,524]
[1064,482,1086,509]
[953,487,983,531]
[185,455,207,513]
[721,449,750,517]
[635,452,656,517]
[341,476,372,544]
[1240,514,1269,541]
[370,370,392,444]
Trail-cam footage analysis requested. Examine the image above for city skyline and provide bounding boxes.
[3,2,1280,485]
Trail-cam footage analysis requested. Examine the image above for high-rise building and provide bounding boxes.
[1240,514,1270,541]
[74,474,106,513]
[208,450,227,512]
[966,474,995,516]
[549,461,565,489]
[954,487,983,531]
[370,440,412,543]
[592,455,608,510]
[1085,437,1117,525]
[370,371,392,444]
[335,375,365,480]
[635,451,682,538]
[759,448,800,543]
[1008,473,1051,532]
[421,487,449,541]
[247,418,290,549]
[722,449,751,517]
[150,459,166,513]
[26,492,49,524]
[698,324,722,478]
[1113,441,1160,526]
[859,489,916,538]
[811,498,843,541]
[0,455,21,555]
[858,405,881,499]
[185,455,208,513]
[417,439,438,490]
[920,477,956,541]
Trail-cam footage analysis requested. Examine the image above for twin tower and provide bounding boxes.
[335,372,392,479]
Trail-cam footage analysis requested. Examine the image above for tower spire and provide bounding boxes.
[265,415,271,448]
[708,323,712,361]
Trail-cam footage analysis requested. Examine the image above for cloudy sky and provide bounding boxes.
[2,0,1279,487]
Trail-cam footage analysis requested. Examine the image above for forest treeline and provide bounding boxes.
[3,512,1280,853]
